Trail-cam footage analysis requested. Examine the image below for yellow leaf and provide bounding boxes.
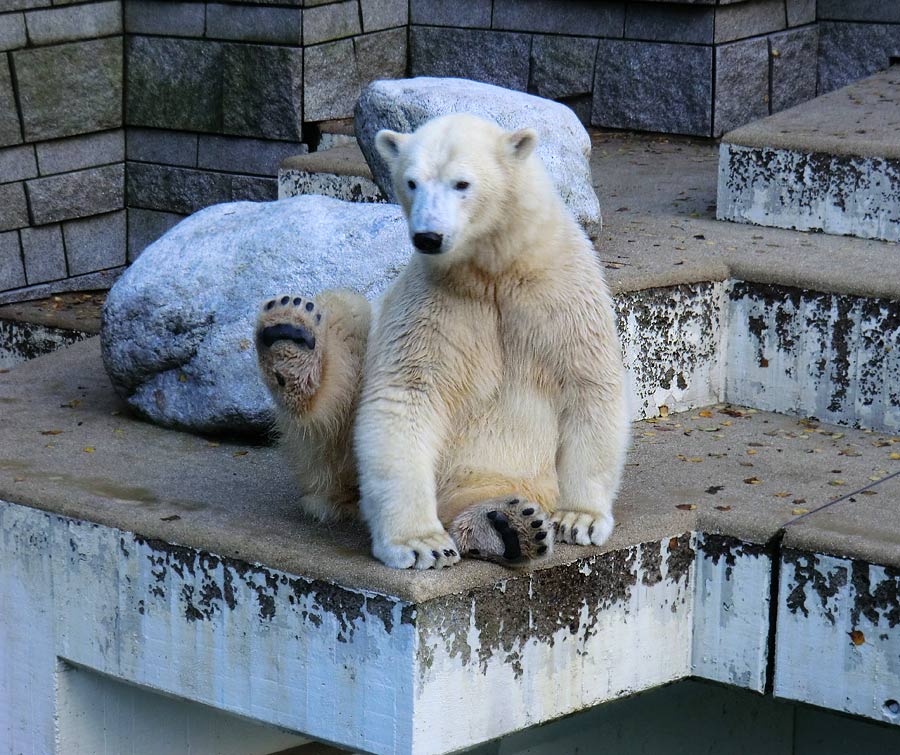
[83,447,95,453]
[675,503,697,511]
[40,430,63,436]
[746,449,757,455]
[688,457,703,463]
[773,492,791,498]
[791,508,810,515]
[849,630,865,646]
[889,452,900,460]
[207,441,220,448]
[829,480,845,486]
[13,476,25,482]
[744,477,762,485]
[698,410,713,418]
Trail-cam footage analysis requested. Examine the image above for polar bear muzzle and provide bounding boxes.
[412,231,444,254]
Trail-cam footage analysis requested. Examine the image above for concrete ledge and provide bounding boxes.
[717,67,900,242]
[278,143,386,204]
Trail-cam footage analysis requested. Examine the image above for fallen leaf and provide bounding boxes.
[773,492,791,498]
[40,430,63,436]
[61,399,81,409]
[849,630,865,646]
[829,480,846,486]
[160,514,181,522]
[746,449,758,455]
[791,507,810,515]
[743,477,762,485]
[0,368,9,374]
[715,505,732,512]
[233,450,248,457]
[861,490,878,496]
[675,504,697,511]
[698,410,713,418]
[889,452,900,460]
[793,498,806,504]
[13,476,25,482]
[178,374,188,383]
[720,408,745,418]
[740,461,754,467]
[83,447,95,453]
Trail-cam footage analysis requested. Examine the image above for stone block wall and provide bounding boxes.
[123,0,407,258]
[0,1,125,302]
[409,0,819,137]
[817,0,900,93]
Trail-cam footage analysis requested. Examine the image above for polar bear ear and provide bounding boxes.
[375,130,408,163]
[504,128,538,161]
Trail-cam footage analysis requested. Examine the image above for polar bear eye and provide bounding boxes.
[455,181,470,191]
[407,179,416,190]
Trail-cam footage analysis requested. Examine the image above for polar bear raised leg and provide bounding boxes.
[255,289,370,522]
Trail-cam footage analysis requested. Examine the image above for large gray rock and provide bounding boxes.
[101,195,410,434]
[355,77,602,237]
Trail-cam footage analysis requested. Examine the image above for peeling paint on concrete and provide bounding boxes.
[278,168,387,204]
[726,281,900,432]
[617,282,726,421]
[717,143,900,242]
[0,318,88,369]
[776,549,900,726]
[692,534,771,692]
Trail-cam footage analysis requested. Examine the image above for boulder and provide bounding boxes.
[354,77,602,237]
[101,195,409,434]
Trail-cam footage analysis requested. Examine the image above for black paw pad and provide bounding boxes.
[535,531,547,541]
[537,545,548,555]
[431,550,440,560]
[259,323,316,350]
[280,296,290,305]
[305,301,315,312]
[487,510,522,561]
[530,520,543,529]
[507,498,520,506]
[265,300,275,310]
[293,297,302,306]
[521,507,535,516]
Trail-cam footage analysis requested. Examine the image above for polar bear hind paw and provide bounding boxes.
[373,532,461,570]
[449,497,554,567]
[256,295,324,407]
[552,510,615,546]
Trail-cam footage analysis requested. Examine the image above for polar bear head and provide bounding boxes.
[375,113,540,260]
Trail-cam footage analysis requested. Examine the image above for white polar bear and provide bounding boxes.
[255,113,629,570]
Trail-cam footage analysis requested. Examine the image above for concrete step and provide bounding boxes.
[2,336,899,754]
[717,66,900,242]
[278,142,385,204]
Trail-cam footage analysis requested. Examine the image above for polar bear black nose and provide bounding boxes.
[412,232,443,254]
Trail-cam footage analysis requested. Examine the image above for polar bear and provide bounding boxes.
[255,113,629,570]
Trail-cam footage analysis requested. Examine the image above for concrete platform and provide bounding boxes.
[718,66,900,241]
[2,337,900,753]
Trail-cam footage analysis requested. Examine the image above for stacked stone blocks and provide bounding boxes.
[410,0,820,137]
[0,1,124,297]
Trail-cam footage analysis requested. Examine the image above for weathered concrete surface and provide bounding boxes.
[0,317,89,370]
[717,68,900,242]
[278,143,386,204]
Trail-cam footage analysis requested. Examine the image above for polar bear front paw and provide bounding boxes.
[448,497,554,566]
[552,510,614,546]
[256,294,324,411]
[373,532,462,570]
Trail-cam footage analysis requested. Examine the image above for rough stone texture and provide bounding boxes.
[410,0,491,27]
[714,38,770,137]
[624,2,714,44]
[0,231,24,290]
[718,144,900,243]
[303,0,360,45]
[715,0,786,44]
[123,0,205,37]
[818,22,900,94]
[410,27,531,92]
[20,223,65,284]
[222,44,303,141]
[0,182,28,231]
[492,0,625,36]
[127,208,184,263]
[818,0,900,23]
[0,144,37,182]
[786,0,815,26]
[206,4,302,44]
[770,27,818,114]
[101,196,411,433]
[593,39,712,136]
[360,0,407,32]
[63,210,127,276]
[304,29,406,122]
[198,135,307,177]
[126,128,197,168]
[530,35,598,100]
[355,77,602,236]
[126,37,224,133]
[13,37,122,142]
[279,168,386,204]
[0,12,26,50]
[0,58,19,147]
[126,162,276,215]
[24,1,121,46]
[26,163,124,225]
[35,130,124,176]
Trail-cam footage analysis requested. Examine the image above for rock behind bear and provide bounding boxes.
[101,196,410,434]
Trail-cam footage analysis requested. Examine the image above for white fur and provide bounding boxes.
[356,114,630,569]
